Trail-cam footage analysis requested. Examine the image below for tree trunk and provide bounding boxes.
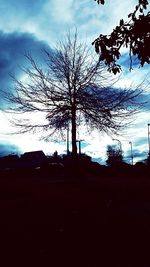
[71,104,77,156]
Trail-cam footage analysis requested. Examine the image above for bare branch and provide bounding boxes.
[2,32,144,155]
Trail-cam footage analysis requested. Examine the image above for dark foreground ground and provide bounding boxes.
[0,165,150,266]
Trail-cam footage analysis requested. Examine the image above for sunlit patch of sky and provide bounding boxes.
[0,0,149,163]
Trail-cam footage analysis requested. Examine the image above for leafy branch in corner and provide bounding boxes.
[93,0,150,74]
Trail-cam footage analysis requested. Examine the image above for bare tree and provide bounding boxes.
[3,32,143,156]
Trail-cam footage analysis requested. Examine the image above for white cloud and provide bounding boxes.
[46,0,74,23]
[0,111,65,156]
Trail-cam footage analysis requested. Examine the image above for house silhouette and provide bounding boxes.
[21,150,47,168]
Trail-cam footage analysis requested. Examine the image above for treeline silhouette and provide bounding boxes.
[0,150,150,180]
[0,152,150,266]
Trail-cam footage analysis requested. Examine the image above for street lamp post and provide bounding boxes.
[148,124,150,157]
[112,139,122,152]
[129,141,133,165]
[112,138,134,165]
[66,125,70,155]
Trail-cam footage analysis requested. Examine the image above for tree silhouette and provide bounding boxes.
[3,33,143,156]
[106,144,123,166]
[93,0,150,74]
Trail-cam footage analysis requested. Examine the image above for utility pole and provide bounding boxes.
[76,140,84,154]
[148,124,150,157]
[129,141,133,165]
[66,126,69,155]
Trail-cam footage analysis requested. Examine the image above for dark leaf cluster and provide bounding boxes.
[93,0,150,74]
[94,0,105,4]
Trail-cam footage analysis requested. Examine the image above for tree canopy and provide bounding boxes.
[93,0,150,74]
[3,33,143,156]
[106,144,123,166]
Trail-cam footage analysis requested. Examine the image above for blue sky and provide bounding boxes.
[0,0,150,164]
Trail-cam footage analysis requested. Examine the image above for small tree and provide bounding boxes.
[106,144,123,166]
[3,33,143,156]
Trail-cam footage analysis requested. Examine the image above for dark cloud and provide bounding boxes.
[118,52,150,72]
[0,142,22,157]
[125,148,147,162]
[118,53,140,70]
[0,31,52,107]
[136,94,150,111]
[132,149,148,159]
[117,53,150,111]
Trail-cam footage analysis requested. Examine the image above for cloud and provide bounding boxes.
[0,0,74,44]
[0,142,22,157]
[0,0,139,46]
[134,137,149,147]
[0,31,51,107]
[132,149,148,160]
[48,0,74,23]
[70,0,138,41]
[0,0,47,27]
[0,0,149,162]
[124,148,147,164]
[0,0,45,14]
[92,157,105,165]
